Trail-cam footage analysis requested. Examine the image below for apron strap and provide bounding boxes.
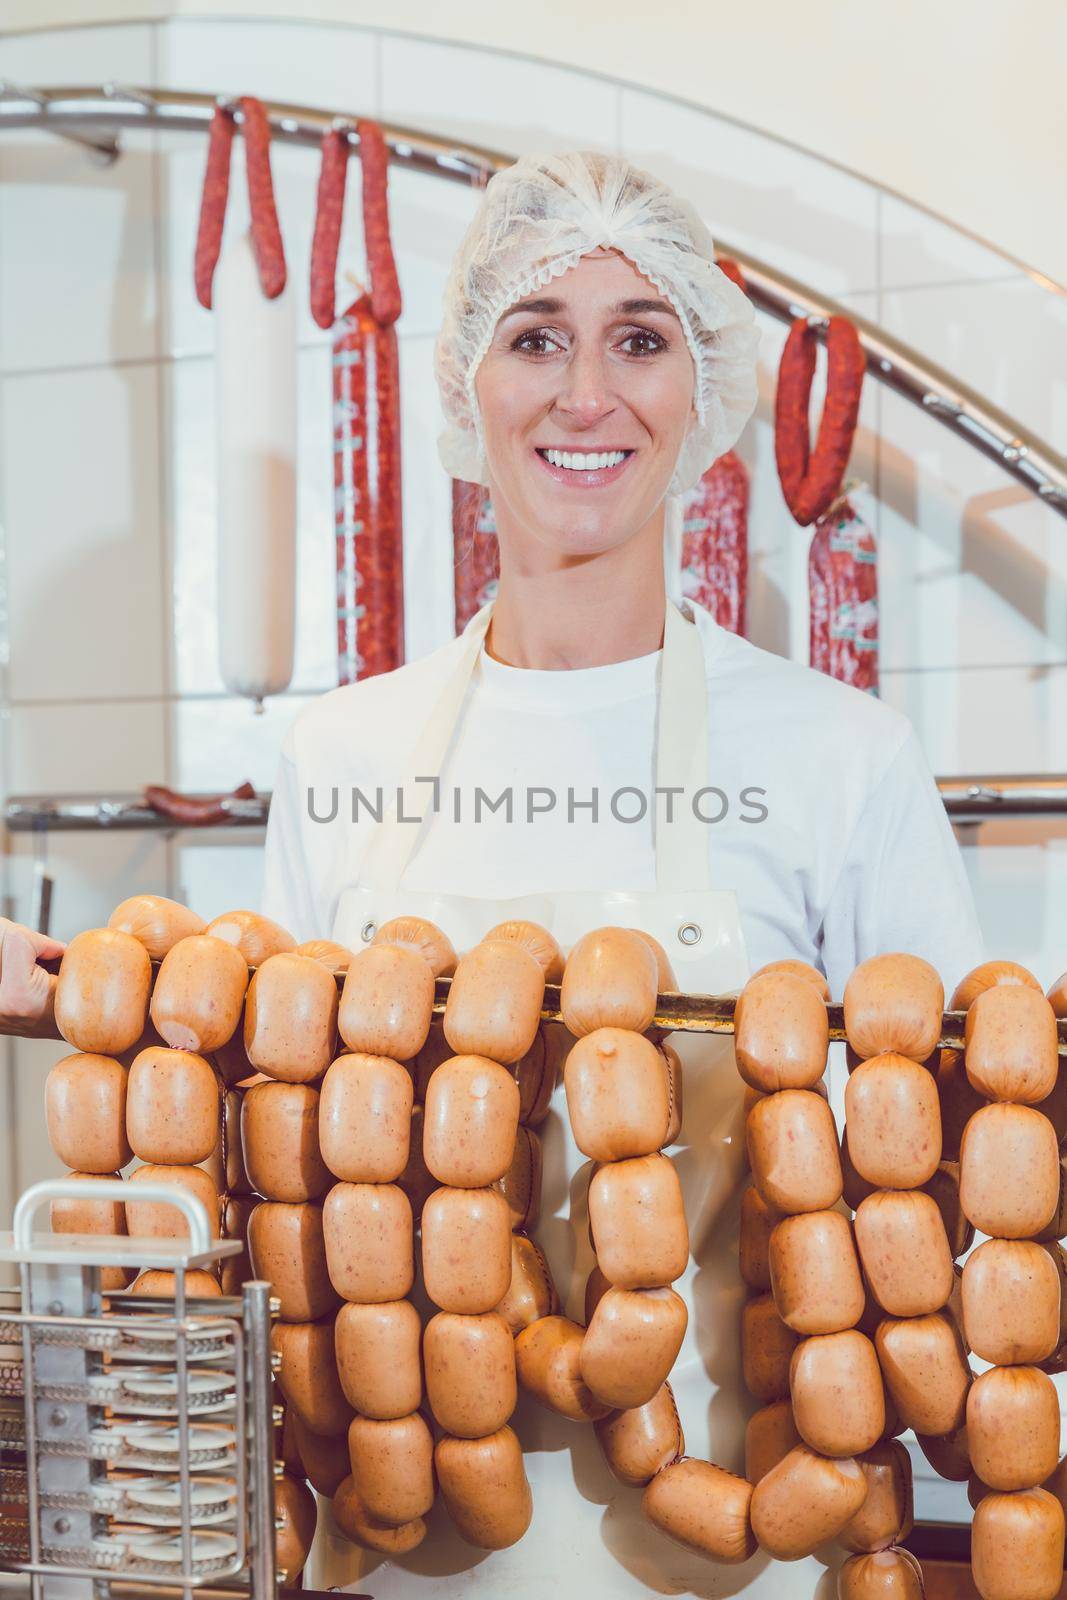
[358,598,712,896]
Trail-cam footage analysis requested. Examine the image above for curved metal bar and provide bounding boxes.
[0,82,1064,516]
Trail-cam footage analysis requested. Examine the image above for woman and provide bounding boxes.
[0,152,983,1597]
[260,153,983,1598]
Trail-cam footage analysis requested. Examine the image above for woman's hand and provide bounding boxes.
[0,920,66,1039]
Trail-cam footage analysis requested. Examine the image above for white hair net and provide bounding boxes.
[435,149,760,495]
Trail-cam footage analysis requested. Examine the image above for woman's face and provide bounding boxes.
[474,250,696,560]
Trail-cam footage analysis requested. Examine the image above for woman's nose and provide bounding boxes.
[552,345,613,426]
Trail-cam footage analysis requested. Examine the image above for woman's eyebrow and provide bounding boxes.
[613,297,680,320]
[497,297,565,323]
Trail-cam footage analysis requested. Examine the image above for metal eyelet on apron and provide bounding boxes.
[678,922,702,946]
[360,920,377,942]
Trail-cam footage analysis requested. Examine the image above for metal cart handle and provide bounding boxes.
[14,1177,213,1255]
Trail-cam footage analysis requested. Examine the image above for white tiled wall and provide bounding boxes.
[0,19,1064,1340]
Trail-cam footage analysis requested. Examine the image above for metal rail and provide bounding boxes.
[5,774,1067,834]
[0,82,1064,517]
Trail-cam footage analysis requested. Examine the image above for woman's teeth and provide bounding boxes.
[540,448,629,471]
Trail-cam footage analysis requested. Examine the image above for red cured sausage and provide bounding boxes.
[239,96,286,300]
[310,128,350,331]
[775,316,866,527]
[333,295,405,681]
[680,450,750,636]
[452,480,499,633]
[358,120,402,328]
[194,106,235,310]
[143,780,256,826]
[808,499,879,693]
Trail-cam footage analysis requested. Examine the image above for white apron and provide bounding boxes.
[310,601,837,1600]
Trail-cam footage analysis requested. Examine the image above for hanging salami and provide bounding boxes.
[774,316,865,527]
[808,498,879,694]
[358,120,402,329]
[310,128,350,330]
[452,482,499,633]
[239,97,286,300]
[194,107,236,310]
[680,451,750,636]
[333,295,405,682]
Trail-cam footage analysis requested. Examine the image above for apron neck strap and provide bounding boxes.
[359,598,711,896]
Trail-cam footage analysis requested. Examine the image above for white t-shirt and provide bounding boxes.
[261,600,984,999]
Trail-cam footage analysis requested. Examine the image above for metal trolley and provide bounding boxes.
[0,1179,278,1600]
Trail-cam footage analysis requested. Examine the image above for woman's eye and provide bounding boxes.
[618,329,668,357]
[512,328,562,356]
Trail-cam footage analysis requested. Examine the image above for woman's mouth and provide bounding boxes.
[534,447,635,486]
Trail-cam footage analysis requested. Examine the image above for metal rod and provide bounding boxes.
[6,773,1067,835]
[0,84,1063,518]
[243,1281,276,1600]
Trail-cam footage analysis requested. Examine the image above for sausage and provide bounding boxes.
[55,929,151,1056]
[412,1019,453,1101]
[435,1426,532,1550]
[51,1171,126,1237]
[563,1028,670,1162]
[424,1311,517,1438]
[841,1129,877,1211]
[309,127,348,331]
[130,1268,221,1298]
[143,782,256,826]
[594,1383,684,1486]
[319,1053,413,1183]
[513,1316,610,1422]
[588,1154,688,1288]
[242,1081,331,1202]
[579,1286,687,1410]
[741,1293,800,1403]
[680,449,750,636]
[333,294,405,681]
[247,1200,337,1321]
[348,1412,434,1527]
[844,1053,942,1188]
[937,1046,988,1160]
[272,1318,353,1437]
[335,1299,422,1419]
[642,1458,756,1564]
[421,1186,511,1313]
[843,953,944,1063]
[274,1472,316,1582]
[749,1443,867,1559]
[126,1163,220,1239]
[745,1399,800,1484]
[914,1423,971,1482]
[397,1103,437,1221]
[628,929,677,993]
[838,1548,926,1599]
[972,1488,1065,1600]
[243,952,338,1084]
[290,1415,349,1497]
[494,1233,558,1334]
[357,120,402,327]
[585,1264,611,1323]
[423,1053,521,1186]
[237,97,285,299]
[789,1329,885,1457]
[807,499,879,693]
[442,940,545,1064]
[338,945,434,1061]
[150,934,248,1053]
[372,916,457,979]
[746,1089,843,1214]
[960,1103,1059,1238]
[45,1053,131,1173]
[953,959,1042,1012]
[734,971,829,1093]
[332,1475,427,1554]
[108,895,206,958]
[962,1240,1062,1365]
[854,1190,954,1317]
[875,1313,971,1436]
[739,1184,781,1293]
[660,1040,683,1145]
[451,479,499,631]
[752,959,830,1001]
[922,1160,974,1258]
[774,315,866,527]
[768,1209,863,1335]
[323,1182,413,1302]
[560,927,659,1037]
[484,920,564,983]
[125,1048,219,1166]
[494,1126,542,1231]
[967,1366,1061,1492]
[514,1026,562,1127]
[193,106,235,309]
[1048,973,1067,1018]
[220,1193,255,1295]
[206,910,295,964]
[965,984,1059,1104]
[222,1089,250,1194]
[293,939,353,974]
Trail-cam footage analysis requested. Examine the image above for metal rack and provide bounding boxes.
[0,1180,277,1600]
[0,82,1063,518]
